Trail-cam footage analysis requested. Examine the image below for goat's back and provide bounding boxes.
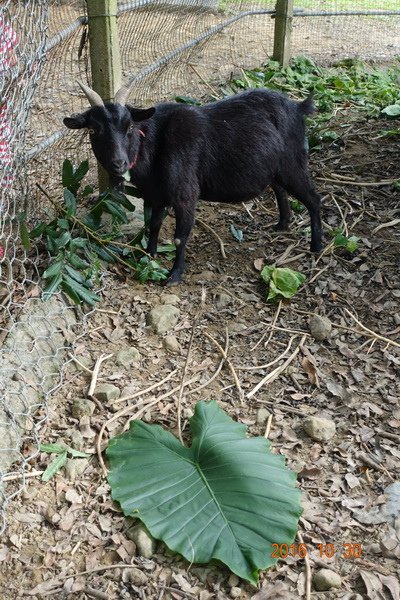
[136,89,312,204]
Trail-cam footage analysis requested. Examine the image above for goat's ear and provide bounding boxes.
[129,107,156,122]
[63,113,87,129]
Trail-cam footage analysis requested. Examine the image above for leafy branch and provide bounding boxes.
[31,159,171,305]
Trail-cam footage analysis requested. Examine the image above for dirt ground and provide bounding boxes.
[1,98,399,599]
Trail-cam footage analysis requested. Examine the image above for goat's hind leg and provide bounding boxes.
[276,174,323,253]
[271,183,291,231]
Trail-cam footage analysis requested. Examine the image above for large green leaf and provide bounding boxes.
[107,401,302,583]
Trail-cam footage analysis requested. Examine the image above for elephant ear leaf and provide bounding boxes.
[106,400,302,584]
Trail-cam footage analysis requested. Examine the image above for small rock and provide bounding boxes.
[160,293,180,306]
[199,592,213,600]
[94,383,120,402]
[163,335,181,353]
[71,398,96,418]
[69,430,84,451]
[122,567,149,586]
[183,407,195,421]
[303,416,336,441]
[227,322,247,334]
[256,408,271,425]
[126,523,157,558]
[64,459,77,482]
[313,569,341,591]
[148,304,180,335]
[116,347,141,367]
[228,574,239,588]
[309,314,332,341]
[192,270,217,283]
[230,587,242,599]
[214,292,231,308]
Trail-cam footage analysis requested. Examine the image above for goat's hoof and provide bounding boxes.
[164,273,182,287]
[273,221,290,232]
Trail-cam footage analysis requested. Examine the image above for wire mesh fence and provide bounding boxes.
[0,0,399,532]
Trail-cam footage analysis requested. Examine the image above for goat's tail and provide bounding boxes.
[299,94,315,116]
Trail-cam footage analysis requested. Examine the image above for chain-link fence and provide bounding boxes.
[1,0,400,532]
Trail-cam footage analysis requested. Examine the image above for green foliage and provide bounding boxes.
[230,224,243,242]
[261,265,306,302]
[289,199,305,213]
[40,442,90,482]
[32,160,171,305]
[174,95,202,106]
[331,229,360,253]
[107,400,302,584]
[381,104,400,117]
[226,56,400,150]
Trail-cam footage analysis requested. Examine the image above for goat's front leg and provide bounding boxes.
[146,201,164,257]
[167,201,196,286]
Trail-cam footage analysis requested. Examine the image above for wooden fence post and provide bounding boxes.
[86,0,122,189]
[273,0,294,67]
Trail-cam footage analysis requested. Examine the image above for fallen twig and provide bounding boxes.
[204,329,244,403]
[87,353,114,398]
[197,217,227,259]
[251,300,282,352]
[68,352,92,374]
[344,308,400,349]
[264,414,273,439]
[247,335,306,399]
[317,176,398,187]
[238,335,298,371]
[372,217,400,234]
[187,328,228,395]
[2,469,44,482]
[111,370,177,404]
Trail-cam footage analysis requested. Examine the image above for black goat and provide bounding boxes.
[64,82,323,285]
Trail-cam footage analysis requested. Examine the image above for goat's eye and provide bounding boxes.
[88,128,95,135]
[127,124,135,133]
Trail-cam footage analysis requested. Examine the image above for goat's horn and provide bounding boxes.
[114,83,133,106]
[77,81,104,107]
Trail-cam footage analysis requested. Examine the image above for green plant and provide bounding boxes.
[260,265,306,302]
[289,199,305,213]
[107,400,302,584]
[331,229,360,253]
[226,56,400,150]
[40,443,90,482]
[31,160,171,305]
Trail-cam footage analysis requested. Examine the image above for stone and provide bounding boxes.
[160,293,180,306]
[126,523,157,558]
[230,587,242,599]
[64,459,77,482]
[116,347,141,367]
[227,574,239,588]
[122,567,149,586]
[256,408,271,425]
[214,292,231,308]
[94,383,120,402]
[71,398,96,418]
[303,416,336,441]
[69,430,84,451]
[313,569,341,591]
[163,335,181,353]
[148,304,180,335]
[309,314,332,341]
